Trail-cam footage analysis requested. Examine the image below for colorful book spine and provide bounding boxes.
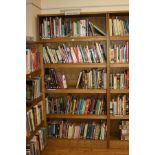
[44,69,67,89]
[48,120,107,140]
[76,69,107,89]
[46,95,106,115]
[26,48,40,74]
[110,95,129,116]
[119,121,129,140]
[110,42,129,63]
[109,16,129,36]
[110,70,129,89]
[43,43,106,64]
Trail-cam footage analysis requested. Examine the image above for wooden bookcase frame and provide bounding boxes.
[27,11,129,150]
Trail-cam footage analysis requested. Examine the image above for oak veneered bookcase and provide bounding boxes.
[26,11,129,153]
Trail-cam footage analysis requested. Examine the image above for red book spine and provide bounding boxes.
[124,70,129,89]
[84,99,90,114]
[49,17,53,38]
[73,47,79,63]
[56,72,63,88]
[126,41,129,63]
[31,48,37,71]
[126,70,129,89]
[89,99,95,114]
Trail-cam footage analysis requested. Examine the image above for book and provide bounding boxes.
[119,121,129,140]
[45,95,106,115]
[110,42,129,63]
[110,95,129,116]
[43,43,106,64]
[110,16,129,36]
[110,70,129,90]
[44,69,67,89]
[47,120,107,140]
[26,48,40,74]
[89,21,106,36]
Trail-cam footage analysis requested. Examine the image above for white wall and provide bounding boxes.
[26,0,41,41]
[41,0,128,14]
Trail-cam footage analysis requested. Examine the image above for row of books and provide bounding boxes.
[43,43,106,64]
[110,95,129,115]
[44,69,67,89]
[110,70,129,89]
[26,128,47,155]
[26,77,42,106]
[26,48,40,74]
[76,69,107,89]
[26,101,44,135]
[110,42,129,63]
[48,120,107,140]
[119,121,129,141]
[40,17,106,39]
[109,17,129,36]
[46,96,106,115]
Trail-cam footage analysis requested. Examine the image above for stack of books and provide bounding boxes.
[43,43,106,64]
[40,17,106,39]
[110,95,129,115]
[110,70,129,89]
[26,48,40,74]
[26,128,47,155]
[110,42,129,63]
[44,69,67,89]
[46,95,106,115]
[119,121,129,140]
[48,120,107,140]
[109,17,129,36]
[26,77,42,105]
[26,101,44,135]
[76,69,107,89]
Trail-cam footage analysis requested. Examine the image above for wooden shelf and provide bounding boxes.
[40,36,107,43]
[110,36,129,41]
[110,63,129,68]
[26,121,44,143]
[27,36,107,44]
[45,88,106,94]
[26,70,41,79]
[47,138,107,142]
[110,89,129,94]
[44,63,106,69]
[47,114,107,120]
[110,140,129,149]
[47,138,107,149]
[110,115,129,120]
[26,95,42,112]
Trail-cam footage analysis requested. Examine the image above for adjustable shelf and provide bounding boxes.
[47,114,107,120]
[44,63,107,69]
[45,88,106,94]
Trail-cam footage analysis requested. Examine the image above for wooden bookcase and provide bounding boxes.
[26,44,47,153]
[27,11,129,150]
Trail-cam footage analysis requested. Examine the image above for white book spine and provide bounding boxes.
[62,74,67,88]
[76,71,82,88]
[83,123,88,139]
[95,43,103,63]
[85,46,92,63]
[100,124,105,140]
